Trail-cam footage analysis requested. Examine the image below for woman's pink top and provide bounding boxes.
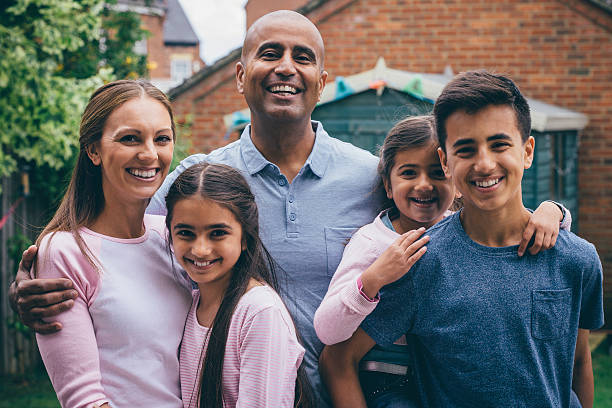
[180,285,305,408]
[36,215,192,408]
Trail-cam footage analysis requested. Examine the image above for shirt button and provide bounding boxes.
[289,213,296,221]
[288,195,294,203]
[278,178,286,186]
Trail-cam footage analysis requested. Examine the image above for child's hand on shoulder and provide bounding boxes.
[360,228,429,298]
[518,201,563,257]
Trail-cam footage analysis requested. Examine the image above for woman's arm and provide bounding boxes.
[319,328,376,408]
[314,228,427,345]
[236,304,304,407]
[36,236,109,408]
[572,329,594,408]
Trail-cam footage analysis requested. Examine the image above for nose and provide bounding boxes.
[414,173,434,192]
[274,52,297,76]
[191,236,212,258]
[473,147,496,173]
[137,139,158,162]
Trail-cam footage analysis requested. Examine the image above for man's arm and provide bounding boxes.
[572,329,594,408]
[518,200,571,256]
[9,245,77,334]
[319,328,376,408]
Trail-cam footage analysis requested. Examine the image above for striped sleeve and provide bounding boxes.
[235,304,304,408]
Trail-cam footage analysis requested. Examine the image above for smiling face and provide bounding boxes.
[236,13,327,125]
[170,197,245,290]
[86,96,173,207]
[438,104,534,213]
[385,144,456,232]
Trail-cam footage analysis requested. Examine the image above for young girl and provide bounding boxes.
[164,162,312,408]
[314,115,570,407]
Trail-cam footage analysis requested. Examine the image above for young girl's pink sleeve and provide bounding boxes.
[35,234,108,408]
[236,305,304,407]
[314,230,381,345]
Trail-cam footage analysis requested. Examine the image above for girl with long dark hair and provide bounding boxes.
[165,162,312,408]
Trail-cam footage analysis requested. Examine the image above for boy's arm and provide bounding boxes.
[319,328,376,408]
[572,329,594,408]
[518,200,570,256]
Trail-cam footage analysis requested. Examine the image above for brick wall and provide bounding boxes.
[171,0,612,301]
[140,14,202,81]
[245,0,310,28]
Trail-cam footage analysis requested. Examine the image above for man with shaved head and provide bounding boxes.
[154,11,383,404]
[12,10,383,406]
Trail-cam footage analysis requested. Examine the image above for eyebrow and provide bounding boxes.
[452,133,513,149]
[172,223,232,230]
[256,41,283,55]
[293,45,316,61]
[114,127,172,136]
[256,42,317,62]
[397,163,418,169]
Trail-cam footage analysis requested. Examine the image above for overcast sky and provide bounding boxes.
[179,0,248,65]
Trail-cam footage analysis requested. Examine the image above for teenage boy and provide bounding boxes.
[323,71,603,407]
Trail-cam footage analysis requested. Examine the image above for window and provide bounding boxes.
[171,58,192,83]
[134,39,147,56]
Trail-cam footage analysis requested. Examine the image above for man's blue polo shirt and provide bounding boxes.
[148,122,383,406]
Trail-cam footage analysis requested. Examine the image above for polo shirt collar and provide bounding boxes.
[239,121,331,178]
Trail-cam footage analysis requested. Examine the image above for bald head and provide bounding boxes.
[242,10,325,69]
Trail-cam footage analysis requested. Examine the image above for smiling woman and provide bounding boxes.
[31,80,193,408]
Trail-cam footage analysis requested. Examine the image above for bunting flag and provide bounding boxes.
[0,196,24,230]
[335,76,355,100]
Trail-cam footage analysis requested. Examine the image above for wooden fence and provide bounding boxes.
[1,173,45,375]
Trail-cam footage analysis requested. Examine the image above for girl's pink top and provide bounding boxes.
[180,285,305,408]
[35,215,192,408]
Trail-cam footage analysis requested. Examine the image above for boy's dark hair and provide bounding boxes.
[165,162,313,408]
[433,70,531,152]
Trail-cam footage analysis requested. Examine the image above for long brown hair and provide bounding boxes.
[35,79,175,272]
[165,162,313,408]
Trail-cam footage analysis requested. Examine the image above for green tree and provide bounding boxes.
[0,0,149,197]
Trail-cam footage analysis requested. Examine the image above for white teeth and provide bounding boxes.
[412,197,435,203]
[193,260,213,267]
[474,178,499,188]
[129,169,156,178]
[270,85,297,94]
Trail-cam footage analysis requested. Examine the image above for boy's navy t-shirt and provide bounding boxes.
[362,211,604,408]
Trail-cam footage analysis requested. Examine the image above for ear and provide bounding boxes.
[523,136,535,170]
[236,62,245,94]
[86,143,101,166]
[382,178,393,199]
[317,70,328,101]
[437,147,450,178]
[241,236,247,252]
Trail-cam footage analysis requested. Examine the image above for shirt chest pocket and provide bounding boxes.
[531,288,571,341]
[324,226,358,278]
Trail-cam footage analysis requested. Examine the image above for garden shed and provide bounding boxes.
[226,58,588,226]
